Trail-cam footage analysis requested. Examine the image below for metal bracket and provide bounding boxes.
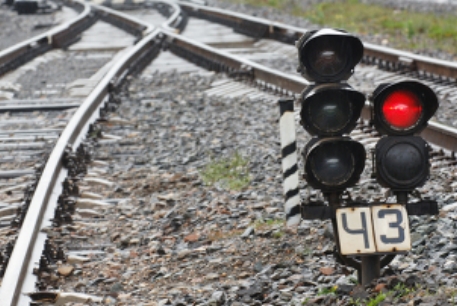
[301,203,333,220]
[406,200,439,215]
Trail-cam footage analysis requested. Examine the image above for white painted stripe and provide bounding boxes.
[281,152,297,174]
[287,214,301,227]
[283,174,299,195]
[279,106,301,227]
[280,111,296,148]
[285,195,300,213]
[285,195,301,227]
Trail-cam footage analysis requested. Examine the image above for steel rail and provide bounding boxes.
[158,0,186,32]
[178,1,457,80]
[94,2,457,153]
[163,30,457,152]
[0,14,165,306]
[47,0,97,48]
[97,0,457,152]
[3,1,457,302]
[91,3,154,36]
[0,1,185,302]
[165,31,309,92]
[0,0,94,76]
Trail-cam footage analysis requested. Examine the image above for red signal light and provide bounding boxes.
[382,90,423,130]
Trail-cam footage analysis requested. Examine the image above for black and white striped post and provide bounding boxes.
[279,99,301,227]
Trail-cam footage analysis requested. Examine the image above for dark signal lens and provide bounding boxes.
[307,39,350,79]
[297,29,364,82]
[303,138,366,191]
[308,91,352,133]
[384,142,423,181]
[376,136,429,190]
[300,84,365,136]
[382,90,423,130]
[310,142,354,185]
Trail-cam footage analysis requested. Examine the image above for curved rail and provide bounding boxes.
[91,3,154,36]
[0,8,170,306]
[0,26,163,306]
[178,1,457,80]
[163,29,457,153]
[0,1,188,302]
[157,0,187,32]
[3,1,457,303]
[176,1,457,151]
[0,0,95,76]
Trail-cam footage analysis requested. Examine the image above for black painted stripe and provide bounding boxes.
[281,141,296,158]
[278,99,294,115]
[284,188,299,201]
[283,164,298,179]
[286,204,301,219]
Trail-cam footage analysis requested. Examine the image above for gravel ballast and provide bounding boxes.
[2,1,457,305]
[42,66,457,305]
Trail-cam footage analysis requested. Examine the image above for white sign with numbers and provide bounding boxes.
[336,204,411,255]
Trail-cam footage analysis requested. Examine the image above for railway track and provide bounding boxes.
[1,1,457,304]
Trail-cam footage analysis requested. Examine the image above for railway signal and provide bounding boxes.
[372,81,438,191]
[295,29,377,283]
[280,28,440,286]
[297,29,366,193]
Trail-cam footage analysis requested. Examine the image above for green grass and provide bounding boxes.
[228,0,457,55]
[308,283,457,305]
[271,230,285,239]
[252,219,285,238]
[347,283,417,305]
[318,285,338,296]
[392,283,415,298]
[200,151,250,190]
[366,292,386,306]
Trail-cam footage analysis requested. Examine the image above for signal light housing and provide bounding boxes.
[297,28,364,83]
[375,136,430,191]
[300,84,366,137]
[372,81,438,136]
[303,138,366,192]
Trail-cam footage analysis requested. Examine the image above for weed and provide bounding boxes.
[392,282,415,298]
[271,230,284,239]
[348,298,362,306]
[366,292,386,306]
[318,285,337,296]
[253,219,285,230]
[200,151,250,190]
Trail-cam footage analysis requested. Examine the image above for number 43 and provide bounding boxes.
[336,205,411,255]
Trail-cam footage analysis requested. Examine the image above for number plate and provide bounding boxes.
[336,204,411,255]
